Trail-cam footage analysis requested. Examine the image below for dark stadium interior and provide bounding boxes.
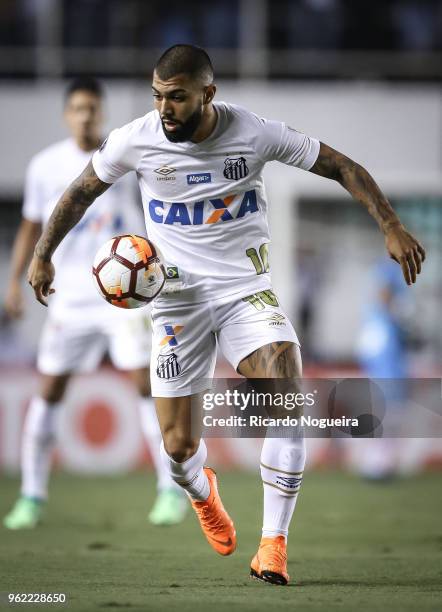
[0,0,441,79]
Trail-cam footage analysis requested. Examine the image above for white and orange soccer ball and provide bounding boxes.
[92,234,165,308]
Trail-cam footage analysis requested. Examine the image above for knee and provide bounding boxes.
[163,429,199,462]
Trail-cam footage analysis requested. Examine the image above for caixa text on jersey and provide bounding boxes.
[147,189,259,225]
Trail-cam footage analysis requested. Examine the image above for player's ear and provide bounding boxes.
[203,84,216,105]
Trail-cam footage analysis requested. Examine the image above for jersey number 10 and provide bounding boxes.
[246,243,270,275]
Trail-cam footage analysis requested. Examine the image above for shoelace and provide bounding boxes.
[194,501,226,535]
[260,542,287,568]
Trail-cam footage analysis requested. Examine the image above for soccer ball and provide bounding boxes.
[92,234,165,308]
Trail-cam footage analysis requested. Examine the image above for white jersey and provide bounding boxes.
[92,102,320,302]
[23,138,141,317]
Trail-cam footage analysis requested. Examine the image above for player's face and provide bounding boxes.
[64,91,103,145]
[152,72,209,143]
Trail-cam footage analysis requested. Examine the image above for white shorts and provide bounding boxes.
[150,289,300,398]
[37,307,152,375]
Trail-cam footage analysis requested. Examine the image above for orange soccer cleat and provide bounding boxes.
[250,536,289,585]
[190,467,236,556]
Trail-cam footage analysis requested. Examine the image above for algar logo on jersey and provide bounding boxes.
[148,189,258,226]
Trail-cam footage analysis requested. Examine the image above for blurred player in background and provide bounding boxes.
[356,257,412,479]
[26,46,425,585]
[3,78,186,530]
[358,258,410,380]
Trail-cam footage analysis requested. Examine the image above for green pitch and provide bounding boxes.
[1,471,441,611]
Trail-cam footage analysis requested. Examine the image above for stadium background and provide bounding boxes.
[0,0,440,474]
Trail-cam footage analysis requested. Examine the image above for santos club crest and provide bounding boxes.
[156,352,181,379]
[223,156,249,180]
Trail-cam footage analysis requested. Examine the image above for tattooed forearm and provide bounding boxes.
[310,142,400,234]
[34,160,110,261]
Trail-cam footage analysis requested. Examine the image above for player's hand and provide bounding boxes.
[4,280,25,319]
[384,224,426,285]
[27,255,56,307]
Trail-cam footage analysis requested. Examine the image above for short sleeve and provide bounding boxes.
[256,118,320,171]
[22,158,44,223]
[92,123,140,184]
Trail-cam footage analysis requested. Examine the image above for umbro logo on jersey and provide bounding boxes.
[223,156,249,180]
[155,165,176,176]
[154,165,176,181]
[148,189,258,226]
[156,352,181,379]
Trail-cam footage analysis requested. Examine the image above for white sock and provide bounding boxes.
[138,396,181,493]
[160,439,210,501]
[260,431,306,541]
[21,396,59,501]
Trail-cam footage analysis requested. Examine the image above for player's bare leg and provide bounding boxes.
[128,367,187,526]
[3,373,70,529]
[155,395,236,555]
[238,341,304,585]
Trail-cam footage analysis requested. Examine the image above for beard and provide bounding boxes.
[161,107,203,143]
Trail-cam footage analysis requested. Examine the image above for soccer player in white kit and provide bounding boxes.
[3,78,186,530]
[27,47,425,585]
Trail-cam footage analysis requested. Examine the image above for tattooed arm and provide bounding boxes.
[309,143,426,285]
[28,160,111,306]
